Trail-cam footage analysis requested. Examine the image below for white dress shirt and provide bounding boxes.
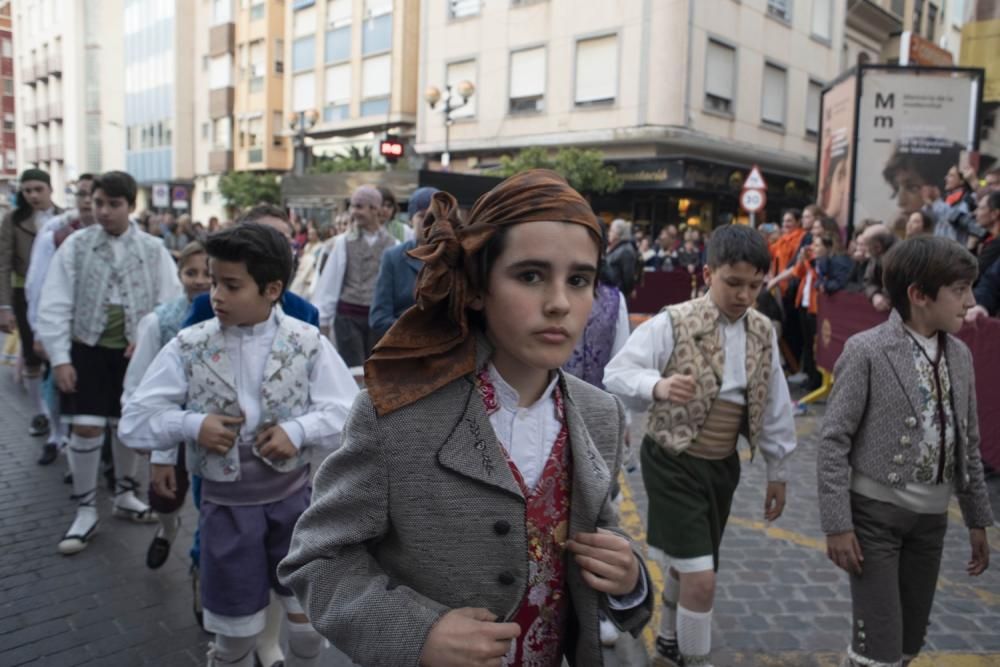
[311,229,397,328]
[118,309,357,462]
[36,222,182,367]
[603,308,797,482]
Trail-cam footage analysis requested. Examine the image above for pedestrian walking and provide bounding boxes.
[604,224,797,667]
[120,223,357,667]
[280,170,652,667]
[36,171,183,555]
[818,236,993,667]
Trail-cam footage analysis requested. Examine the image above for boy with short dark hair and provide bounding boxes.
[37,170,182,555]
[605,224,797,667]
[818,235,992,667]
[120,223,357,667]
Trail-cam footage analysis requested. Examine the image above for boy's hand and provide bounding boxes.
[763,481,786,521]
[827,530,864,575]
[871,294,890,312]
[197,414,243,454]
[566,529,640,597]
[653,374,697,404]
[151,463,177,500]
[419,607,521,667]
[256,425,297,461]
[968,528,990,576]
[54,364,77,393]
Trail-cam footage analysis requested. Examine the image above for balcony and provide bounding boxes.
[37,105,50,123]
[37,145,50,161]
[49,144,63,161]
[48,52,62,75]
[24,146,36,162]
[48,103,63,121]
[209,87,235,119]
[209,22,235,56]
[34,59,48,81]
[23,108,37,126]
[209,148,234,172]
[20,62,36,84]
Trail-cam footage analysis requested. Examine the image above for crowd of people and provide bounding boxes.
[0,163,995,667]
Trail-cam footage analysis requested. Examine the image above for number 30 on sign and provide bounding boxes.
[740,188,766,213]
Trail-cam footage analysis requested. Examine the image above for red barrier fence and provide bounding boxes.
[816,292,1000,470]
[627,269,703,314]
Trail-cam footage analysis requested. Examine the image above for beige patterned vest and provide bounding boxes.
[340,231,395,306]
[646,295,773,458]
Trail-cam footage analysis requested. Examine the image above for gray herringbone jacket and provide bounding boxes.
[817,310,994,535]
[279,350,652,666]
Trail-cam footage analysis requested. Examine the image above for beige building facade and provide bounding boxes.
[418,0,845,226]
[13,0,125,201]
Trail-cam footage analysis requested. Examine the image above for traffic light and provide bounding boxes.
[380,137,404,163]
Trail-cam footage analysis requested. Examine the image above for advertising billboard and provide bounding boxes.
[817,73,857,236]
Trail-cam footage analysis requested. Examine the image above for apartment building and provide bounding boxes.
[0,2,16,192]
[13,0,125,202]
[418,0,845,228]
[846,0,965,69]
[283,0,420,162]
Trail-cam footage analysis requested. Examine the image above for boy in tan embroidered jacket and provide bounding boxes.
[119,224,357,667]
[817,236,992,667]
[605,224,797,667]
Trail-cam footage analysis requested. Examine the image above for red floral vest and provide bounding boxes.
[476,368,573,667]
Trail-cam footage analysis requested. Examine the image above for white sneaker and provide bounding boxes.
[599,618,619,647]
[112,490,157,523]
[786,372,808,385]
[58,506,99,555]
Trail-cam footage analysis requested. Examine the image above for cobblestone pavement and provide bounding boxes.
[2,364,999,666]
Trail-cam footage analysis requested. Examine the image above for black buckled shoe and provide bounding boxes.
[652,637,685,667]
[29,414,50,437]
[37,442,59,465]
[146,534,172,569]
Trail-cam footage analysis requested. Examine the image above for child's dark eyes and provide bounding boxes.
[568,274,593,288]
[518,271,542,284]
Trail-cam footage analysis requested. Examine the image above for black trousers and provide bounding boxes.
[12,287,43,368]
[799,310,822,390]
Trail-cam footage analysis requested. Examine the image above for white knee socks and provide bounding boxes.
[659,572,681,641]
[110,428,140,494]
[68,433,104,505]
[157,510,181,543]
[209,634,257,667]
[24,374,48,418]
[677,605,713,666]
[285,618,325,667]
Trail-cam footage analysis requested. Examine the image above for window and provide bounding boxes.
[509,47,545,113]
[202,122,210,139]
[275,39,284,74]
[294,6,317,36]
[927,3,937,40]
[238,44,248,80]
[761,63,786,128]
[203,55,210,71]
[203,190,212,204]
[2,113,13,131]
[324,63,351,121]
[806,80,822,136]
[327,0,352,27]
[704,39,735,114]
[575,35,617,107]
[449,0,481,18]
[913,0,923,34]
[890,0,904,17]
[293,36,316,72]
[293,0,316,8]
[363,0,392,55]
[361,53,390,115]
[445,59,476,118]
[247,115,263,150]
[1,39,11,58]
[325,26,351,62]
[767,0,792,22]
[209,54,233,89]
[251,0,266,20]
[6,149,16,169]
[3,79,12,95]
[273,111,284,146]
[212,0,232,24]
[293,72,315,111]
[213,117,232,149]
[811,0,831,41]
[249,40,265,91]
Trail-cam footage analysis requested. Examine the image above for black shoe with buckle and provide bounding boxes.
[37,442,58,465]
[29,414,50,437]
[652,637,685,667]
[146,534,172,569]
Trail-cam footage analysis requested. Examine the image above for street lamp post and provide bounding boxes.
[424,80,475,170]
[288,109,320,176]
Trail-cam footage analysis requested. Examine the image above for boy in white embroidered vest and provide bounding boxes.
[818,236,992,667]
[279,171,652,667]
[36,171,182,555]
[605,224,797,667]
[119,241,210,570]
[119,223,357,667]
[311,185,397,367]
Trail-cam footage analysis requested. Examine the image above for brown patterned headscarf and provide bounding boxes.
[364,169,602,415]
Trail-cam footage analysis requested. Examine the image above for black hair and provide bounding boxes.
[782,208,802,222]
[205,223,293,298]
[706,224,770,274]
[92,171,138,207]
[868,227,897,255]
[376,186,397,213]
[881,138,963,194]
[882,236,978,320]
[77,173,95,183]
[237,203,293,235]
[910,210,935,234]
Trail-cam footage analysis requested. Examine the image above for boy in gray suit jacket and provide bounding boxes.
[818,236,993,667]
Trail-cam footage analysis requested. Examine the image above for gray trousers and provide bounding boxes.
[847,492,948,665]
[334,310,376,368]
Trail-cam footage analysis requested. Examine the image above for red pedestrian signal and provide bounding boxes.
[380,139,404,162]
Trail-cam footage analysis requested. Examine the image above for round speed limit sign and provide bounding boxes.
[740,188,766,213]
